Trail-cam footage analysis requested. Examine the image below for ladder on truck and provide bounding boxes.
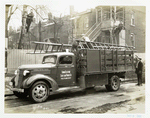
[76,39,135,51]
[28,40,135,54]
[28,41,72,54]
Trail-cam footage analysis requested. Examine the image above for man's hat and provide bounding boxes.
[135,55,142,60]
[138,58,142,60]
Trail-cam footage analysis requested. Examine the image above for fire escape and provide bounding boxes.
[83,6,125,44]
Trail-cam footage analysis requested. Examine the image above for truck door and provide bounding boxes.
[57,55,76,87]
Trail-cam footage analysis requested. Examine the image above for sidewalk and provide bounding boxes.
[5,76,14,96]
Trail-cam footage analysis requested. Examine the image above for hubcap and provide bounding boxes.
[112,76,119,90]
[32,84,47,100]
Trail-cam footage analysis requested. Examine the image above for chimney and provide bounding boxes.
[70,5,74,17]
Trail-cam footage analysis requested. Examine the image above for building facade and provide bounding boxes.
[71,6,145,53]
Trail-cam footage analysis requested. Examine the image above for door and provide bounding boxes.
[98,9,102,23]
[57,55,76,87]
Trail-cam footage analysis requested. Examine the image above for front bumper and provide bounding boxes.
[6,85,24,93]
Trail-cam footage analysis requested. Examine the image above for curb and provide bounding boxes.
[120,78,137,83]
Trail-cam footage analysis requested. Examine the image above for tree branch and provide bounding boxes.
[7,5,18,24]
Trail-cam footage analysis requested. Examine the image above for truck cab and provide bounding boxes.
[42,52,76,87]
[8,52,77,103]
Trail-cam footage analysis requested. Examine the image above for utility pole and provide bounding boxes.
[37,6,42,50]
[18,5,27,49]
[39,21,42,42]
[5,5,11,39]
[5,5,11,70]
[28,33,31,49]
[53,16,56,40]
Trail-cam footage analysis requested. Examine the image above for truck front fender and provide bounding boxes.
[22,74,58,91]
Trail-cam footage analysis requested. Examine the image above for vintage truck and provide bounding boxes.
[7,40,135,103]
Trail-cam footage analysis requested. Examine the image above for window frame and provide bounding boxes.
[84,17,89,29]
[59,55,73,65]
[98,9,102,22]
[130,33,135,47]
[131,11,135,26]
[42,55,57,64]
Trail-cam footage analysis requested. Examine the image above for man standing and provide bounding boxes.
[135,57,143,86]
[26,9,34,32]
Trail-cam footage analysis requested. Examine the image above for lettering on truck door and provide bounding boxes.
[57,55,75,87]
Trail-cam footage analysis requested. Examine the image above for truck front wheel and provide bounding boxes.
[105,75,120,91]
[29,81,50,103]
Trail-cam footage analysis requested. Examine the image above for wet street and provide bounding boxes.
[4,82,145,114]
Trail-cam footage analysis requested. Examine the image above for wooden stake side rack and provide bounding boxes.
[75,39,135,51]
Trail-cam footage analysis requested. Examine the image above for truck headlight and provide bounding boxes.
[23,70,30,76]
[14,70,17,75]
[9,82,13,86]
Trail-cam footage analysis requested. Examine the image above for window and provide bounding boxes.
[76,19,79,28]
[59,56,72,64]
[84,17,89,29]
[131,33,135,46]
[102,7,110,20]
[43,56,57,64]
[131,11,135,26]
[98,9,101,22]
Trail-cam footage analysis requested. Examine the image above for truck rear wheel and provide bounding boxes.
[105,75,120,91]
[29,81,50,103]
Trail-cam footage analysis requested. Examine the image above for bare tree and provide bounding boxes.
[50,15,64,41]
[5,5,18,38]
[55,17,64,40]
[5,5,18,69]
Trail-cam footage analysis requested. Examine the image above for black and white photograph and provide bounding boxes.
[1,0,149,117]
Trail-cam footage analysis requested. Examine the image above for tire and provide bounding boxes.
[105,75,120,91]
[105,85,111,91]
[13,91,28,99]
[29,81,50,103]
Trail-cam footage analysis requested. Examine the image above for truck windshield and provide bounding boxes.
[43,56,57,64]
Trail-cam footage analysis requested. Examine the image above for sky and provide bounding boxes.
[8,0,101,30]
[7,0,148,30]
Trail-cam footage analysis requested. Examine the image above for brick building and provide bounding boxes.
[71,6,145,53]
